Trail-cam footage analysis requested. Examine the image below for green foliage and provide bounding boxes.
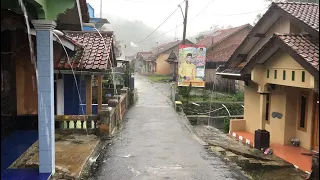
[148,74,172,83]
[233,91,244,101]
[224,117,230,133]
[178,84,192,99]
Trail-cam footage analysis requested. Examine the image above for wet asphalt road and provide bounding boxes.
[92,75,246,180]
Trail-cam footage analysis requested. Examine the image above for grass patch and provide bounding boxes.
[177,91,244,103]
[147,74,172,83]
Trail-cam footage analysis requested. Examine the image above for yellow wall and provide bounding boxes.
[294,89,314,149]
[247,50,317,149]
[244,81,261,134]
[251,51,315,89]
[244,82,315,148]
[156,54,172,75]
[236,15,317,149]
[284,86,299,145]
[264,86,286,144]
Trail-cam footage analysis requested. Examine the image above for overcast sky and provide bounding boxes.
[87,0,269,40]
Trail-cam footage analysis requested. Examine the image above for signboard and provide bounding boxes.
[177,44,206,87]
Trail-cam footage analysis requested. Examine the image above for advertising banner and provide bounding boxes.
[177,44,206,87]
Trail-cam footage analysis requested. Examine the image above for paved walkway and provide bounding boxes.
[92,75,247,180]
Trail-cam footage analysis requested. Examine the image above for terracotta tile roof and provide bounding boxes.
[152,39,193,55]
[235,33,319,77]
[206,44,240,63]
[55,31,114,71]
[275,2,319,31]
[278,33,319,70]
[145,54,157,61]
[137,52,154,60]
[196,24,252,48]
[217,66,242,74]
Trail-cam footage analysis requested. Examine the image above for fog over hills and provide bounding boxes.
[103,14,177,56]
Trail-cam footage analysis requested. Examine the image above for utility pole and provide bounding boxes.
[182,0,189,45]
[100,0,102,18]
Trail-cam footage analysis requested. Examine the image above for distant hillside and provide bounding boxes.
[103,14,174,56]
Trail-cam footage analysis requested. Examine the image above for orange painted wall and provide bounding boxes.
[156,54,172,75]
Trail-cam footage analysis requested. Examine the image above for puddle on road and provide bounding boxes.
[128,166,141,177]
[147,164,183,173]
[118,154,133,158]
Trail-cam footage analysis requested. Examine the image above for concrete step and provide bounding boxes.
[244,159,262,169]
[225,151,238,162]
[210,146,226,156]
[260,160,293,169]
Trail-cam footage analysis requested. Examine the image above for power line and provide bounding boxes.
[136,0,186,44]
[129,4,268,50]
[212,8,268,16]
[140,7,268,44]
[137,1,185,44]
[191,0,215,21]
[134,0,215,46]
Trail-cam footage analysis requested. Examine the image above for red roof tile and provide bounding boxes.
[196,24,252,48]
[137,52,154,60]
[277,33,319,70]
[206,44,240,62]
[275,2,319,32]
[55,31,114,71]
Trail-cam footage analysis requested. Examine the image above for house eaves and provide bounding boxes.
[155,39,193,56]
[29,29,76,51]
[241,33,319,80]
[225,2,319,68]
[206,24,253,52]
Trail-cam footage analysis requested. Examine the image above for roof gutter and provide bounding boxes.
[83,23,96,28]
[29,29,75,51]
[54,69,110,75]
[75,0,83,31]
[215,72,241,77]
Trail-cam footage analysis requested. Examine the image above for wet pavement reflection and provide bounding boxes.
[90,75,247,180]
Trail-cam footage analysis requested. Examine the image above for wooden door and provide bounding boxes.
[313,93,319,151]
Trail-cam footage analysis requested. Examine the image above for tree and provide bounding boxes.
[195,34,205,42]
[253,13,263,25]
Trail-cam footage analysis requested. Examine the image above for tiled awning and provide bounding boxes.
[55,31,115,71]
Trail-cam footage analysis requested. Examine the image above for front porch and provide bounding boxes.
[230,128,313,173]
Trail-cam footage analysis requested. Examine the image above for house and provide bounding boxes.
[54,31,116,115]
[217,2,319,173]
[196,24,252,91]
[83,3,111,31]
[135,51,154,74]
[87,3,94,18]
[1,0,90,178]
[153,39,193,76]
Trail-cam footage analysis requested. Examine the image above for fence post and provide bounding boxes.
[97,110,111,137]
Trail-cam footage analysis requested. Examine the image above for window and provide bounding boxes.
[274,70,277,79]
[283,70,286,80]
[302,71,305,82]
[267,69,270,78]
[292,71,295,81]
[298,92,308,131]
[265,94,270,122]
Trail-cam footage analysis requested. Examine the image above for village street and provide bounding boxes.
[90,75,247,180]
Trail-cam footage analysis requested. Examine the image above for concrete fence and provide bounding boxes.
[55,115,99,134]
[55,87,131,137]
